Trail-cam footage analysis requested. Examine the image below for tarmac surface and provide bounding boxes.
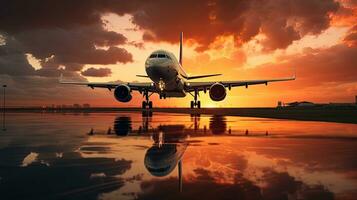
[4,107,357,124]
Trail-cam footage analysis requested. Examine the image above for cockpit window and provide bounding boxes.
[166,55,172,60]
[158,54,166,58]
[149,54,157,58]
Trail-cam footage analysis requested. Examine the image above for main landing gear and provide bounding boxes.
[190,89,201,109]
[142,90,153,109]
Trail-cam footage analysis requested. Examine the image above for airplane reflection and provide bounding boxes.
[113,116,132,136]
[209,115,227,134]
[145,129,187,192]
[86,111,270,192]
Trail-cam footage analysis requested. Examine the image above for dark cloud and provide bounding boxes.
[81,67,112,77]
[0,0,136,33]
[0,0,134,78]
[14,25,130,63]
[130,0,339,51]
[0,37,35,76]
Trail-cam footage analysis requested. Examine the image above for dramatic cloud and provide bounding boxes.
[0,0,133,33]
[132,0,340,51]
[0,0,134,79]
[0,38,35,76]
[81,67,112,77]
[13,25,131,64]
[2,0,339,52]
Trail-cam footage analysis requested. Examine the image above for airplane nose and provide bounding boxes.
[147,65,165,75]
[146,64,170,82]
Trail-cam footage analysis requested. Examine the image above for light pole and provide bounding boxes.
[2,84,6,131]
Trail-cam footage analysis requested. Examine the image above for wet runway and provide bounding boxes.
[1,112,357,200]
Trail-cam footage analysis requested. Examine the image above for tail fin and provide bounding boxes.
[179,32,183,66]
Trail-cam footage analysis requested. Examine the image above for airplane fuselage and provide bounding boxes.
[145,50,187,97]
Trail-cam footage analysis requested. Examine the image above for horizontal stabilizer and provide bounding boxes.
[182,73,222,80]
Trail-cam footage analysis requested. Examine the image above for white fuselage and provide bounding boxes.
[145,50,187,97]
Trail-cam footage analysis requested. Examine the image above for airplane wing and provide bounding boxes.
[59,76,155,92]
[181,73,222,80]
[185,76,295,92]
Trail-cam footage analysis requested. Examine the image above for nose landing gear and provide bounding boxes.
[190,89,201,109]
[190,101,201,109]
[159,93,166,99]
[142,90,153,109]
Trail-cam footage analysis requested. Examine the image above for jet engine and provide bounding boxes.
[114,84,132,102]
[209,83,226,101]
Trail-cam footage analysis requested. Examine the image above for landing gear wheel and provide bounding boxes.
[142,101,147,109]
[148,101,153,109]
[190,90,200,109]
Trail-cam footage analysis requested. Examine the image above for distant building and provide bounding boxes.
[286,101,317,107]
[280,96,357,108]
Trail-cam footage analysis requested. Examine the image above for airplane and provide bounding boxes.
[60,32,295,109]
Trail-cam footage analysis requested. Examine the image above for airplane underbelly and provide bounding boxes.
[163,79,186,97]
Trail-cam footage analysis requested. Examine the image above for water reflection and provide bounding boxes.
[145,128,187,192]
[107,112,232,136]
[111,113,189,191]
[1,112,357,200]
[114,116,132,136]
[209,115,227,134]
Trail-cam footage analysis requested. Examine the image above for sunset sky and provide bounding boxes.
[1,0,357,107]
